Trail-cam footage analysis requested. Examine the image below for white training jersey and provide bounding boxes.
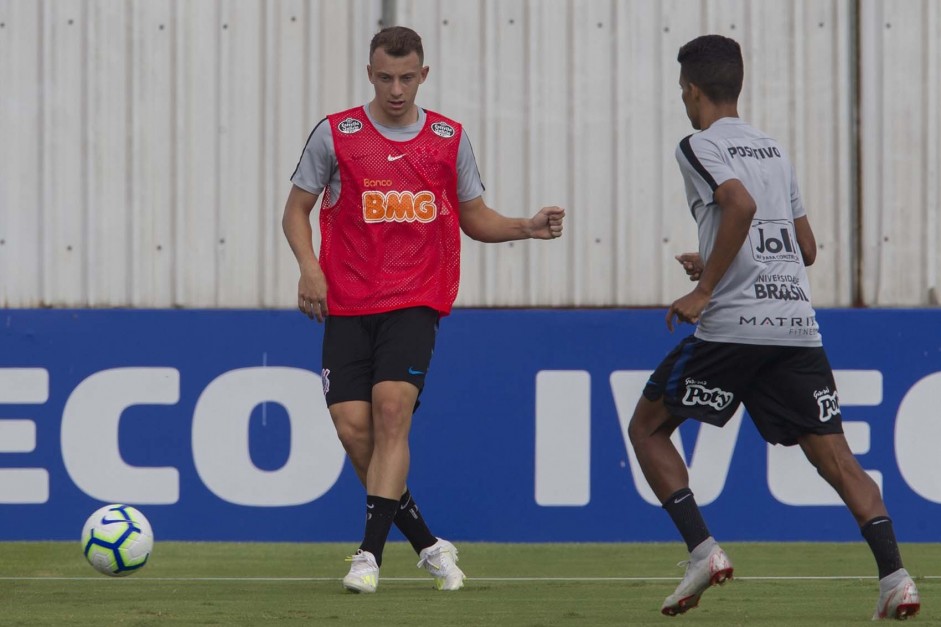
[675,117,822,347]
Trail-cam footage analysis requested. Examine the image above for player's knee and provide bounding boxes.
[627,414,657,448]
[627,418,643,447]
[627,399,672,447]
[371,400,411,440]
[334,418,371,450]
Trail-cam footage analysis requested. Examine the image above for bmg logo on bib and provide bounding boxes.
[362,190,438,223]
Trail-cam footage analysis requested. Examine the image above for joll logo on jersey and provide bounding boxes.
[814,387,840,422]
[749,219,801,264]
[362,190,438,223]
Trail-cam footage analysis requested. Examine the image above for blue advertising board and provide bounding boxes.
[0,308,938,542]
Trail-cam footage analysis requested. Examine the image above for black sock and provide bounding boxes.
[861,516,904,579]
[662,488,711,552]
[359,495,398,567]
[394,490,438,554]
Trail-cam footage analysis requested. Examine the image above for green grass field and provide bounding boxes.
[0,542,935,625]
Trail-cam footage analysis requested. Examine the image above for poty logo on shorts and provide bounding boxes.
[337,118,363,134]
[814,387,840,422]
[321,368,331,395]
[682,383,734,411]
[431,121,455,138]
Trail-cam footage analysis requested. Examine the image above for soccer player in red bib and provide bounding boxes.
[282,26,565,593]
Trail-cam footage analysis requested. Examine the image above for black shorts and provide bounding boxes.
[321,306,439,409]
[643,335,843,446]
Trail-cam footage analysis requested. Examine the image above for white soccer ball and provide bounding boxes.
[81,504,154,577]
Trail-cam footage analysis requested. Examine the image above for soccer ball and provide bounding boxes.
[81,504,154,576]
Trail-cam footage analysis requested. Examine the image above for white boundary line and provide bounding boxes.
[1,575,939,582]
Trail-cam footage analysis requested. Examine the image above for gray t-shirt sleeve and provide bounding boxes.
[456,131,485,202]
[681,134,738,204]
[290,118,336,196]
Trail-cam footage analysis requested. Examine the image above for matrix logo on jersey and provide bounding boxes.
[814,387,840,422]
[682,379,734,411]
[362,191,438,223]
[337,118,363,134]
[749,219,801,264]
[431,122,455,138]
[738,315,819,337]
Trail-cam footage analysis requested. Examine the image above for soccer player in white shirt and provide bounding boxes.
[627,34,920,621]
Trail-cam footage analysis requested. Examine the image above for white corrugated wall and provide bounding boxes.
[0,0,938,308]
[400,0,857,307]
[859,0,941,306]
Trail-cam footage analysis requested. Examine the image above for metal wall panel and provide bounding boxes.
[0,0,42,307]
[42,0,87,306]
[860,0,941,306]
[1,0,382,308]
[399,0,856,307]
[0,0,936,307]
[130,0,174,307]
[267,0,382,308]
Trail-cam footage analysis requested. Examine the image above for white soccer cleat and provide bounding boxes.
[343,549,379,593]
[417,538,466,591]
[873,568,920,620]
[661,539,733,616]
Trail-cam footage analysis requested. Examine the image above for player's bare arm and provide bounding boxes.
[666,178,755,331]
[281,184,329,322]
[458,196,565,242]
[794,215,817,267]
